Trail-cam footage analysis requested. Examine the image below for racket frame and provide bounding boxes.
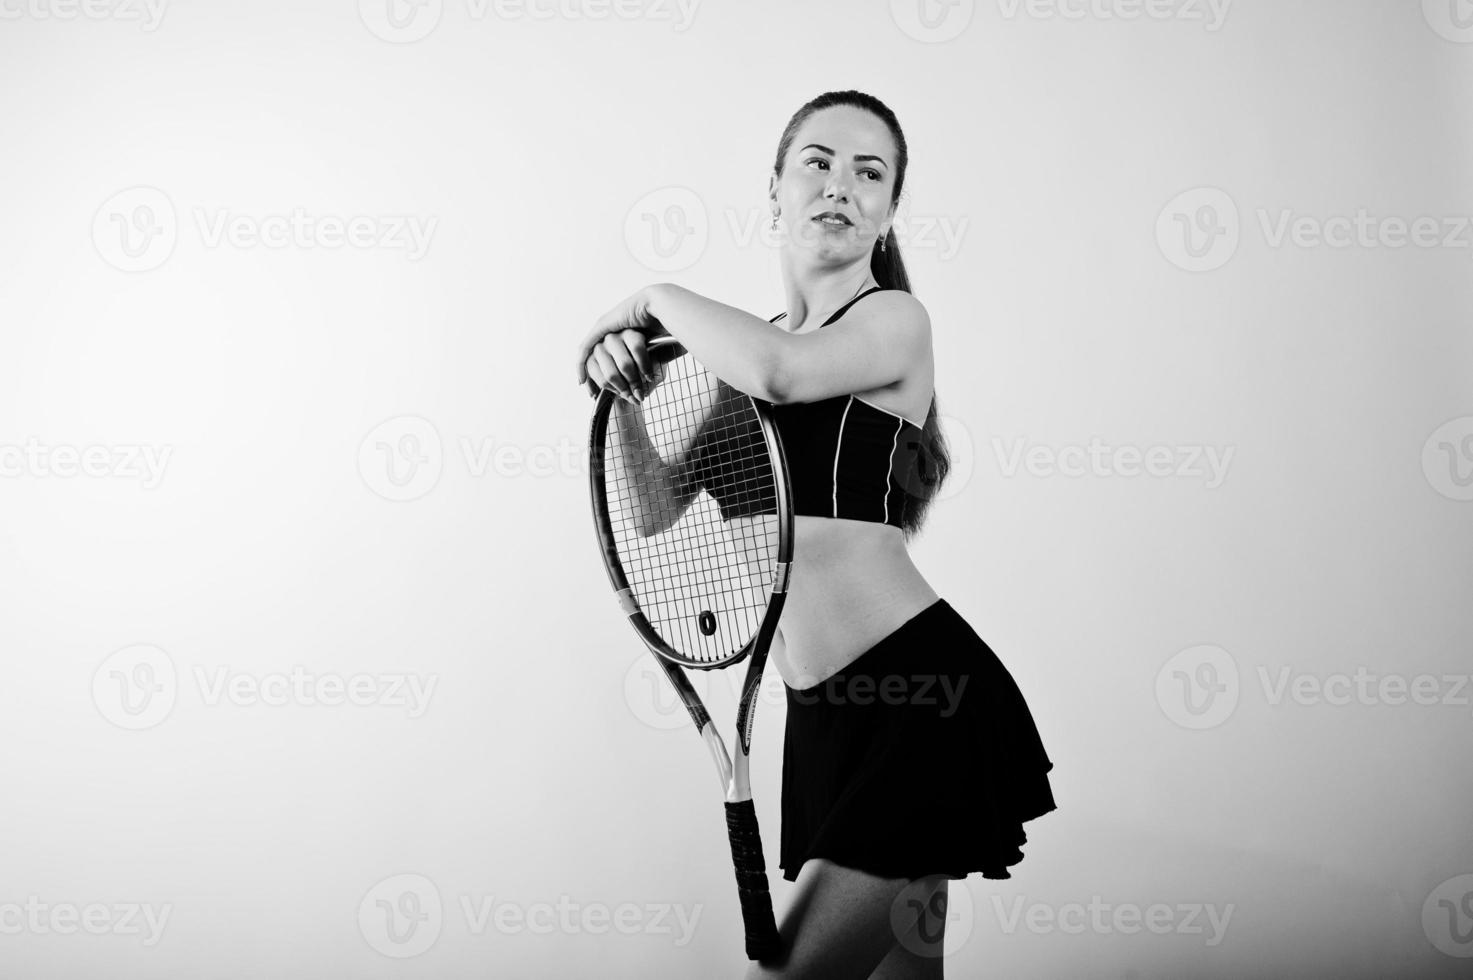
[587,336,793,960]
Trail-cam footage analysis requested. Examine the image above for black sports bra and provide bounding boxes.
[692,287,927,528]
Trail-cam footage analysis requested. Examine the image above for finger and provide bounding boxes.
[585,355,606,391]
[575,322,614,382]
[622,329,653,381]
[592,347,631,399]
[601,335,643,396]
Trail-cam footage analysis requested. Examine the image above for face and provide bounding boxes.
[770,105,899,262]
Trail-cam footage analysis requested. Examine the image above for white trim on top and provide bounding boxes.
[832,396,853,518]
[882,414,901,525]
[851,394,925,430]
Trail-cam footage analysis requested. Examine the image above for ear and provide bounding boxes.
[767,173,779,207]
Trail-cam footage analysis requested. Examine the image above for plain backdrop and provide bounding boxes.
[1,0,1470,977]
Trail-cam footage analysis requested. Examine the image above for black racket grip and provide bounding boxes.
[724,799,783,961]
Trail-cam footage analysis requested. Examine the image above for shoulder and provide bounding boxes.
[849,289,931,334]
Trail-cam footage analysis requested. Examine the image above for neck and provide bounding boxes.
[776,265,878,332]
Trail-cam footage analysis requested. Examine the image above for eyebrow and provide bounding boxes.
[799,143,889,169]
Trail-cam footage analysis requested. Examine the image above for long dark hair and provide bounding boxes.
[772,90,952,542]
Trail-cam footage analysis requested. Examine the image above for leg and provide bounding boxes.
[743,860,948,980]
[868,880,948,980]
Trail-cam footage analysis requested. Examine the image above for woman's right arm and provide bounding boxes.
[587,329,727,536]
[605,397,703,537]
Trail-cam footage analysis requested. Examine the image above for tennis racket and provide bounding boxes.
[587,335,792,962]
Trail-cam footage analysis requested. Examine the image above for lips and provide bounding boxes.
[812,211,853,226]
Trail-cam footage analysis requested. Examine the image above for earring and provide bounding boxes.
[880,233,888,253]
[770,210,780,230]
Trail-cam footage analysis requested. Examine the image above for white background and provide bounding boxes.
[1,0,1471,977]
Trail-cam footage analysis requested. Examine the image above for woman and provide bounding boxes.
[574,90,1057,978]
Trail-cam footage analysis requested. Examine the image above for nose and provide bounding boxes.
[823,171,851,204]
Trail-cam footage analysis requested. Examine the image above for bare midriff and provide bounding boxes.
[732,513,939,692]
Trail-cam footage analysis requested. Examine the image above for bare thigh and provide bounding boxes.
[742,859,949,980]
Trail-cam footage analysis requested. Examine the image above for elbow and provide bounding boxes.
[760,356,789,405]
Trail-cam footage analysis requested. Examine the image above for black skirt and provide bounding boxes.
[779,597,1057,883]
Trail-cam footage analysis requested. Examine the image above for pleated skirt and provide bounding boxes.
[779,597,1057,883]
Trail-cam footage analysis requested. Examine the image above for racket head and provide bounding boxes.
[588,336,793,671]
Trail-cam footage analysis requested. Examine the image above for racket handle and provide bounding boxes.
[724,799,783,962]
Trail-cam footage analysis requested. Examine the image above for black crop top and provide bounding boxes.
[690,286,927,529]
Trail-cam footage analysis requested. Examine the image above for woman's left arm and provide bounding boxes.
[576,284,787,401]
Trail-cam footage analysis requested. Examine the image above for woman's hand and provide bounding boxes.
[575,286,671,398]
[581,328,665,402]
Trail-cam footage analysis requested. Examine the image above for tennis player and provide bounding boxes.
[577,90,1057,979]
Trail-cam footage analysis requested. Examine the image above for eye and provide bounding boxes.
[805,158,883,181]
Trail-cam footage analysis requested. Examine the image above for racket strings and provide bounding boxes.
[603,354,781,666]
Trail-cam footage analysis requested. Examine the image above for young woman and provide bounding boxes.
[575,90,1057,979]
